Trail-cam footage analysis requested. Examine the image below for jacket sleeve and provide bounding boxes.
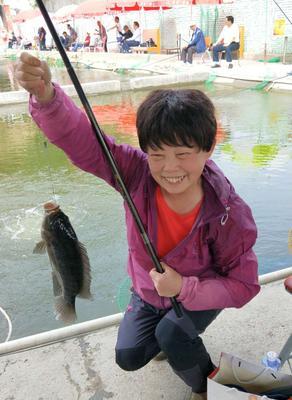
[177,198,260,310]
[29,83,146,193]
[193,30,203,46]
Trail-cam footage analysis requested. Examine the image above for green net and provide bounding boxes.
[116,276,132,312]
[250,79,271,91]
[258,57,281,63]
[213,6,219,43]
[204,72,217,88]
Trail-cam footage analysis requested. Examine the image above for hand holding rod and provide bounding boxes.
[35,0,183,318]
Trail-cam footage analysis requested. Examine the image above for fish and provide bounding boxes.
[33,201,92,323]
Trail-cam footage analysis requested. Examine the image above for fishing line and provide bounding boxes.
[43,140,57,202]
[0,306,12,342]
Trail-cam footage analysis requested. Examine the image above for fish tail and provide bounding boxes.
[54,296,76,323]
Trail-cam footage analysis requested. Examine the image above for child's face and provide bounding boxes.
[147,144,213,196]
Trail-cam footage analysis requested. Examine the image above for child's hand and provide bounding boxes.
[14,52,54,103]
[149,263,183,297]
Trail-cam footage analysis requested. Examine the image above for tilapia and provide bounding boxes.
[33,201,92,323]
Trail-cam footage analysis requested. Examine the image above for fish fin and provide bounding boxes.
[78,241,92,299]
[52,271,62,297]
[33,240,46,254]
[54,296,76,324]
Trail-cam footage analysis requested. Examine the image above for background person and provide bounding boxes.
[14,52,260,400]
[97,20,108,52]
[181,23,206,64]
[38,26,46,50]
[108,16,122,44]
[7,31,16,48]
[121,21,141,53]
[60,31,70,50]
[66,24,78,48]
[211,15,239,69]
[72,32,91,52]
[118,25,133,52]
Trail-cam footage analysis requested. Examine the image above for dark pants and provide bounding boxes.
[40,40,46,51]
[212,41,240,62]
[115,292,220,393]
[121,40,140,53]
[181,46,196,63]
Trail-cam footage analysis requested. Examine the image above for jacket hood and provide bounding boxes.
[203,160,232,206]
[201,159,233,225]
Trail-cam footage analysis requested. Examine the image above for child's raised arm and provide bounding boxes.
[14,53,146,193]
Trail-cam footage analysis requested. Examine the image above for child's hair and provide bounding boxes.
[136,89,217,153]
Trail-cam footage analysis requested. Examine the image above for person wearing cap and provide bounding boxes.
[181,23,206,65]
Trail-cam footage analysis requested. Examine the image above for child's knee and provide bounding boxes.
[115,347,146,371]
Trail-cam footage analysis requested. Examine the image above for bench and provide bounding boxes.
[161,34,182,59]
[131,28,161,54]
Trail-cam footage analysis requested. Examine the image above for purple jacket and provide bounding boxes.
[30,84,260,311]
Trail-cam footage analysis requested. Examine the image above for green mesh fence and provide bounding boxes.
[116,276,132,312]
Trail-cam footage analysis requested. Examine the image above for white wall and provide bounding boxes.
[165,0,292,57]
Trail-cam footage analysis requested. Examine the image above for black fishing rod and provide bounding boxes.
[36,0,182,318]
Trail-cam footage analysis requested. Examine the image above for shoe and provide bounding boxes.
[190,392,207,400]
[211,64,220,68]
[228,63,233,69]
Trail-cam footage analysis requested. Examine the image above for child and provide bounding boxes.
[14,52,260,400]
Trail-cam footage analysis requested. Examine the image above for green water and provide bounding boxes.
[0,80,292,340]
[0,56,150,92]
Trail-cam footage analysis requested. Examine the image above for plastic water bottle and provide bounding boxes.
[261,351,281,371]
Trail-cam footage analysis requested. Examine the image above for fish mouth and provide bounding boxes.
[162,175,186,184]
[44,201,60,214]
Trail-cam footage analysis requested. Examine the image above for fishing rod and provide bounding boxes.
[36,0,182,318]
[272,0,292,25]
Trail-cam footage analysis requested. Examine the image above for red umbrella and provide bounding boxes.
[53,4,78,22]
[192,0,233,3]
[72,0,115,18]
[13,9,41,23]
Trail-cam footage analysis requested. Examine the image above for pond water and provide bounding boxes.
[0,74,292,340]
[0,55,147,92]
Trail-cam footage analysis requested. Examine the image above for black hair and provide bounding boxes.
[133,21,139,28]
[136,89,217,153]
[226,16,234,24]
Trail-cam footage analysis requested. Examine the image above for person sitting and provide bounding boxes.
[121,21,141,53]
[181,23,206,65]
[60,31,70,50]
[8,31,17,49]
[118,25,133,52]
[211,16,239,69]
[72,32,91,52]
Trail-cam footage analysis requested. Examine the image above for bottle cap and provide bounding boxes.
[266,351,278,361]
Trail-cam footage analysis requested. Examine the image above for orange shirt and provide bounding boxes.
[156,187,202,258]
